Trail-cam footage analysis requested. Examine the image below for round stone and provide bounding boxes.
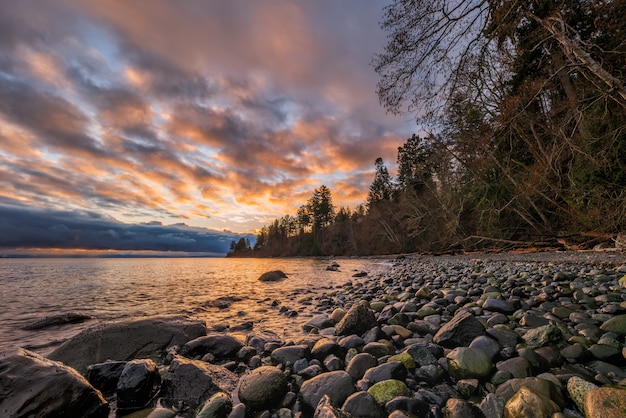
[238,366,288,411]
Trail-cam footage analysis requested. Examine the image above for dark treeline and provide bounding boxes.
[232,0,626,257]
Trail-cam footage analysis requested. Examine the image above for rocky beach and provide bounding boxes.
[2,251,626,418]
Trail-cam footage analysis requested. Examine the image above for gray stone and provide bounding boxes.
[496,357,532,378]
[469,336,500,360]
[47,315,206,374]
[116,359,161,413]
[346,352,378,381]
[197,392,232,418]
[341,391,386,418]
[433,310,485,348]
[334,301,377,337]
[85,360,127,395]
[0,349,109,418]
[299,371,355,412]
[271,344,310,365]
[238,366,288,411]
[258,270,288,281]
[362,361,407,385]
[446,347,493,380]
[522,324,562,347]
[482,298,517,314]
[159,355,238,415]
[181,334,244,359]
[479,393,505,418]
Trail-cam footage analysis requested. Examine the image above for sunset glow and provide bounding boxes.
[0,0,413,254]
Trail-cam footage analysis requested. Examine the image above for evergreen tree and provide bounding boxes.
[366,157,393,211]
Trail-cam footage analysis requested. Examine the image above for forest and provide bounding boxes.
[231,0,626,257]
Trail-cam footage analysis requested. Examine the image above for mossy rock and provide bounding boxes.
[367,379,410,405]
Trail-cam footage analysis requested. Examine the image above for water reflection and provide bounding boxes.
[0,257,392,354]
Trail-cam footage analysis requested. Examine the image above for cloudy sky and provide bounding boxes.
[0,0,414,255]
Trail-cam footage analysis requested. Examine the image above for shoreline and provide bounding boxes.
[2,251,626,417]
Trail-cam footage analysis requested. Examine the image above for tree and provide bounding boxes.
[397,134,434,194]
[307,185,335,232]
[366,157,393,211]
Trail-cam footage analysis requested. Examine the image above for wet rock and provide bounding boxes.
[271,345,310,365]
[21,312,92,330]
[362,361,408,385]
[342,391,386,418]
[0,348,109,417]
[478,393,505,418]
[159,355,238,415]
[258,270,288,281]
[197,392,232,418]
[584,386,626,418]
[469,335,500,360]
[47,315,206,374]
[116,358,161,414]
[504,386,561,418]
[238,366,288,411]
[246,330,282,353]
[180,334,244,359]
[299,371,355,412]
[334,301,377,337]
[311,338,343,360]
[346,352,378,381]
[496,357,532,378]
[433,310,485,348]
[85,360,127,395]
[599,314,626,335]
[304,314,334,332]
[522,324,562,347]
[367,379,410,405]
[446,347,493,380]
[482,298,517,314]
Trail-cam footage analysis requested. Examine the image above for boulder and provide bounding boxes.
[21,312,92,330]
[521,324,562,348]
[271,344,311,365]
[346,352,378,381]
[362,361,408,386]
[116,359,161,414]
[299,371,355,412]
[47,315,206,374]
[159,355,238,415]
[238,366,289,411]
[258,270,288,281]
[85,360,127,395]
[334,301,377,337]
[446,347,493,380]
[584,386,626,418]
[342,391,386,418]
[196,392,232,418]
[503,386,560,418]
[433,310,485,348]
[367,379,410,405]
[180,334,244,359]
[0,348,109,417]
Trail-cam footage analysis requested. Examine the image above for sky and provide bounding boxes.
[0,0,415,255]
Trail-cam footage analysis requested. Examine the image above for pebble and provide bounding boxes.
[21,252,626,417]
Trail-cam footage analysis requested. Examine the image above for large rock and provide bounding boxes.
[584,386,626,418]
[495,377,564,407]
[116,359,161,414]
[362,361,407,385]
[0,348,109,417]
[180,334,244,359]
[521,324,562,348]
[238,366,288,411]
[47,315,206,373]
[85,360,127,395]
[446,347,493,380]
[600,314,626,335]
[341,391,386,418]
[504,386,560,418]
[334,301,377,337]
[258,270,288,281]
[271,344,310,365]
[433,310,485,348]
[159,355,238,415]
[299,371,355,412]
[21,312,92,330]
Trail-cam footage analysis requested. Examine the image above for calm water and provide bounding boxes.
[0,257,392,355]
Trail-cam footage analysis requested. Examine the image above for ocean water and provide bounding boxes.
[0,257,392,355]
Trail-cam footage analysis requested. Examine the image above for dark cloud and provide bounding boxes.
[0,204,249,254]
